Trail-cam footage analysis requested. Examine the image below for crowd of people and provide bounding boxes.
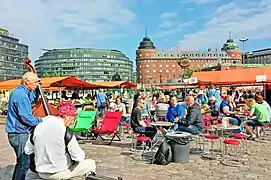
[129,84,271,142]
[3,71,271,180]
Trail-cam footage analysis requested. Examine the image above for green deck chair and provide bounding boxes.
[70,110,97,133]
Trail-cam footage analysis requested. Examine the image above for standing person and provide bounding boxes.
[96,89,107,118]
[6,72,42,180]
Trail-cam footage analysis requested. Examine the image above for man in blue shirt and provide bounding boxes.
[165,96,186,130]
[6,72,42,180]
[96,89,107,118]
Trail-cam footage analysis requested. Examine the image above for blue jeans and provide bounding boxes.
[177,125,201,135]
[228,116,242,126]
[172,123,179,131]
[228,117,241,133]
[120,116,130,123]
[133,126,157,139]
[8,133,30,180]
[98,106,106,118]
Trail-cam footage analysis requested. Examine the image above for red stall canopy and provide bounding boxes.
[192,67,271,85]
[0,76,101,90]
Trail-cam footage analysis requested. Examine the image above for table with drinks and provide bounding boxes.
[210,117,240,139]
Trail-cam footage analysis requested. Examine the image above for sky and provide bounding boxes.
[1,0,271,67]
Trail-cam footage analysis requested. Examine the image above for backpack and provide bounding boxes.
[152,140,172,165]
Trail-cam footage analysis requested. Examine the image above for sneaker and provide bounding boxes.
[259,128,265,136]
[247,135,256,140]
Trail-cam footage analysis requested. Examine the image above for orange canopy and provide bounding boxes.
[192,67,271,85]
[0,76,101,90]
[92,81,136,88]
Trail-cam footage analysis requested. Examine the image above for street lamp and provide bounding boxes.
[239,38,248,64]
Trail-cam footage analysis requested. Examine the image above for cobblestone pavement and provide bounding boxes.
[1,124,271,180]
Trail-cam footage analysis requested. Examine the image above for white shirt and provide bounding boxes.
[24,115,85,173]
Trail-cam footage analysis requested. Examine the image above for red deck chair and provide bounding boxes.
[92,111,123,145]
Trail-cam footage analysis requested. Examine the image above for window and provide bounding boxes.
[153,70,156,72]
[172,64,175,67]
[159,65,162,67]
[146,64,149,67]
[166,64,169,67]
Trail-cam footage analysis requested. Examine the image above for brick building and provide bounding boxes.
[136,36,242,84]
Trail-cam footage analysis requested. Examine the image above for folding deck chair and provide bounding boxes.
[70,110,97,138]
[92,111,123,145]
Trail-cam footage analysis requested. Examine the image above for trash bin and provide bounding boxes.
[166,132,191,163]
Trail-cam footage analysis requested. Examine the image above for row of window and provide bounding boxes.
[37,64,132,71]
[0,35,19,44]
[139,60,237,68]
[41,53,129,60]
[0,40,28,52]
[137,53,231,58]
[138,59,235,64]
[247,55,271,60]
[36,58,132,66]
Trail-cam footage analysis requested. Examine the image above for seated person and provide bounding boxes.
[195,90,208,106]
[220,95,241,126]
[176,96,203,135]
[208,96,220,117]
[243,99,270,140]
[131,98,157,139]
[200,102,211,114]
[255,94,271,121]
[155,96,170,120]
[112,96,129,123]
[141,97,151,117]
[25,102,96,180]
[165,95,186,130]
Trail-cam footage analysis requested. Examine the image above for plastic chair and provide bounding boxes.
[92,111,123,145]
[70,110,97,138]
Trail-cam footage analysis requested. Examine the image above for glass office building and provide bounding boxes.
[0,28,28,81]
[35,48,133,82]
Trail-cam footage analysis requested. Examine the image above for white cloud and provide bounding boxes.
[0,0,137,60]
[179,0,271,50]
[156,11,195,38]
[180,0,220,4]
[157,21,195,38]
[160,12,179,19]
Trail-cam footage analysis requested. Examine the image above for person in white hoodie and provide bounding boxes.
[24,102,96,179]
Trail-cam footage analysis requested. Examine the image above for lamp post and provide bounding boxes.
[239,38,248,64]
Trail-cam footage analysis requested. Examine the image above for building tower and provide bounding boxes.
[221,31,242,63]
[136,29,157,83]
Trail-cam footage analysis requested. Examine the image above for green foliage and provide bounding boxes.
[183,68,194,78]
[43,72,50,77]
[42,72,61,77]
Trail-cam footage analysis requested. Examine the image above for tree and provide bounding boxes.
[42,72,60,77]
[112,72,122,81]
[183,68,194,78]
[42,72,50,77]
